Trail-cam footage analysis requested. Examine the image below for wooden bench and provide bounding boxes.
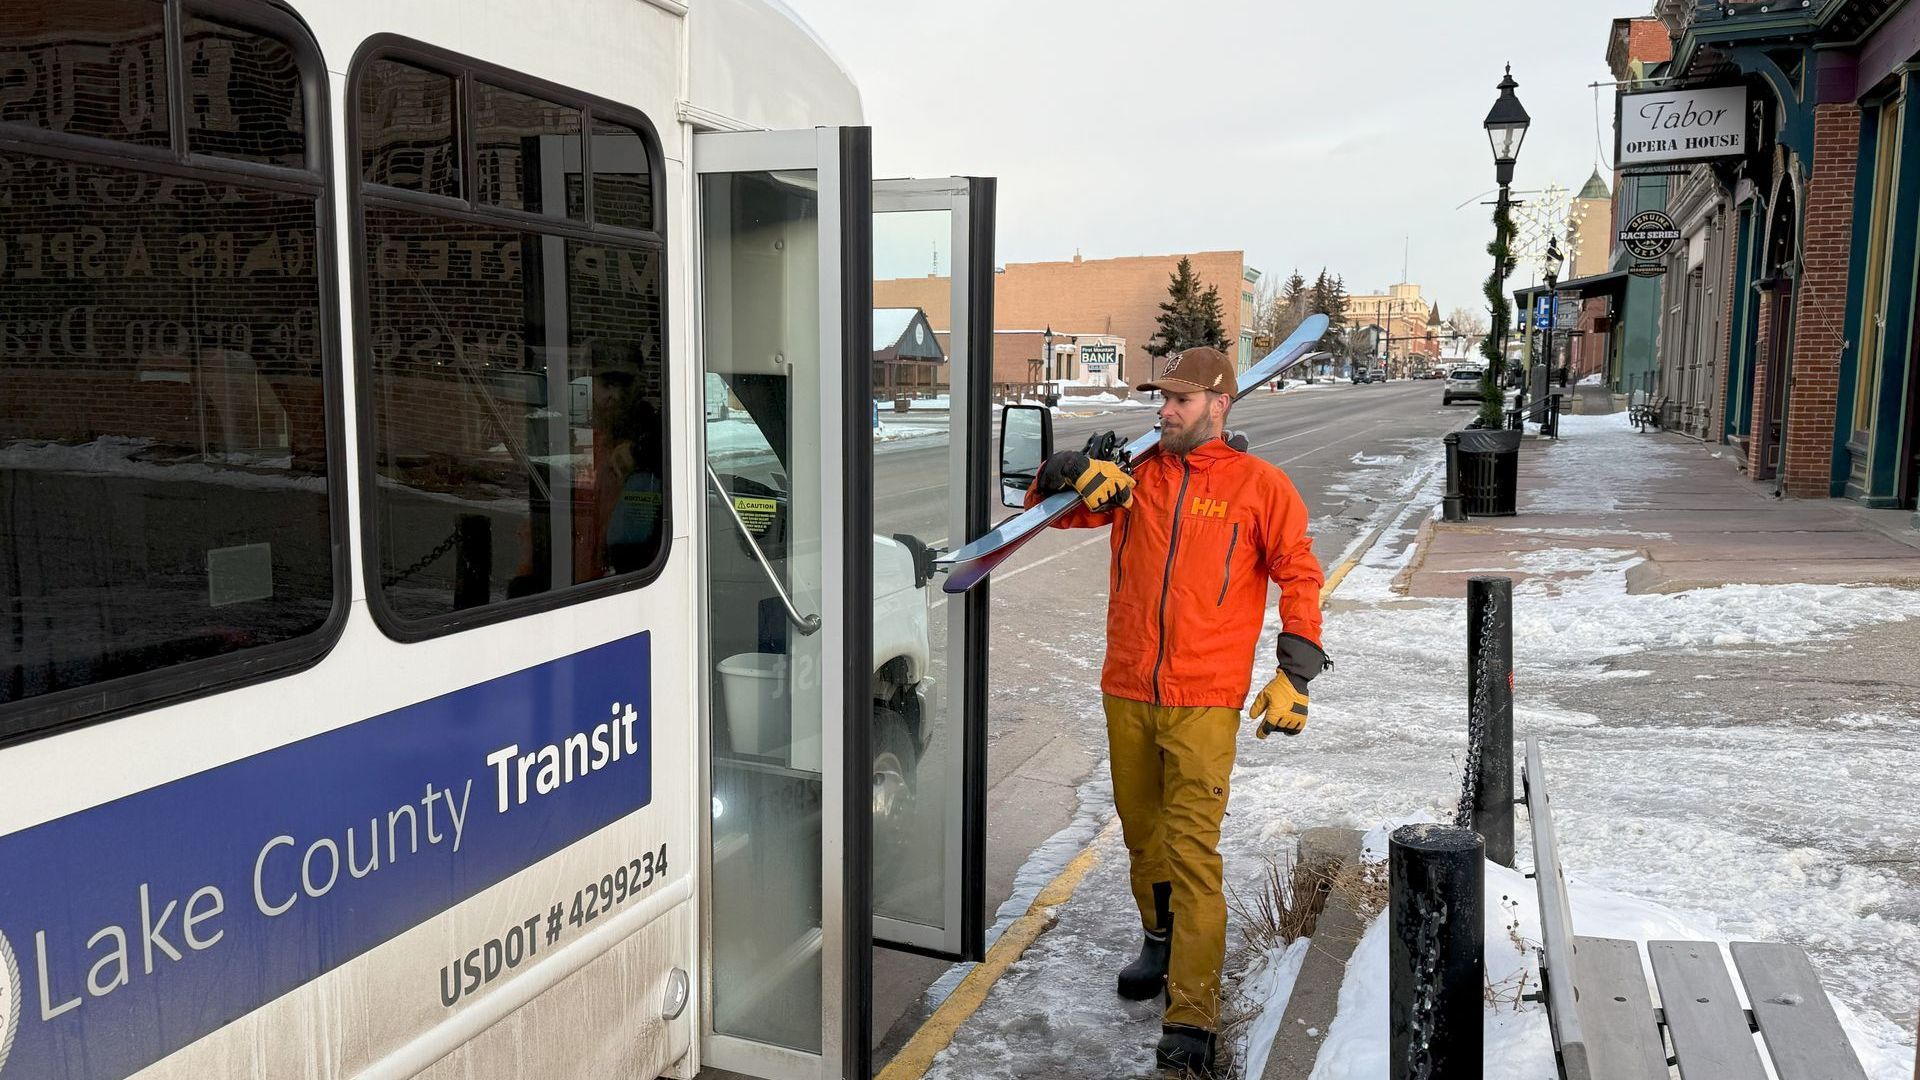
[1521,737,1868,1080]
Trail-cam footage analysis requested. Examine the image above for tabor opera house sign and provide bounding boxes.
[1616,84,1748,167]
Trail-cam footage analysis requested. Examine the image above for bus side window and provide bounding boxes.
[353,47,670,635]
[0,1,339,734]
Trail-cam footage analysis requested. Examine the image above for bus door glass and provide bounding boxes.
[695,126,873,1079]
[867,180,996,963]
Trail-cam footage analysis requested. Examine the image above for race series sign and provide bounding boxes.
[1616,85,1747,167]
[1620,210,1681,262]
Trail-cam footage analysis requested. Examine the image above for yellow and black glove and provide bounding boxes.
[1249,671,1310,738]
[1037,451,1134,513]
[1251,633,1330,739]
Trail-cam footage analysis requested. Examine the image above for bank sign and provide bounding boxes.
[1617,85,1748,167]
[0,634,655,1080]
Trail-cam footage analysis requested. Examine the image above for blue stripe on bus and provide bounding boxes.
[0,631,654,1080]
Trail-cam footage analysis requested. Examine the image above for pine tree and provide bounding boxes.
[1199,284,1227,350]
[1328,275,1350,331]
[1308,269,1331,319]
[1281,271,1308,322]
[1146,257,1228,359]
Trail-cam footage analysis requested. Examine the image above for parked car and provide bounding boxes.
[1368,367,1387,383]
[1442,366,1486,405]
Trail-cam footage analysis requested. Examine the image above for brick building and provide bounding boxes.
[1344,282,1441,374]
[877,249,1261,388]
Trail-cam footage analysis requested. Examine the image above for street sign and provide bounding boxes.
[1629,261,1667,278]
[1619,210,1680,261]
[1533,294,1554,330]
[1554,292,1580,331]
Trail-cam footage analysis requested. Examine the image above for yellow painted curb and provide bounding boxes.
[1318,548,1366,607]
[878,507,1387,1079]
[875,818,1122,1080]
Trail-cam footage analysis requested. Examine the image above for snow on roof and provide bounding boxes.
[874,308,920,351]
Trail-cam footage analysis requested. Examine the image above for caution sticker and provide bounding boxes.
[733,496,777,535]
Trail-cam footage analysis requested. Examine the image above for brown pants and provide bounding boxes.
[1103,693,1239,1030]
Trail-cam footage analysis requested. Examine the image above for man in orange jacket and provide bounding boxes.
[1030,345,1327,1076]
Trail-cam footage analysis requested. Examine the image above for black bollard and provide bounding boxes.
[453,513,492,610]
[1389,824,1484,1080]
[1468,576,1514,866]
[1442,433,1466,522]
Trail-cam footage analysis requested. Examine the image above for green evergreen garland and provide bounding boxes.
[1478,199,1516,428]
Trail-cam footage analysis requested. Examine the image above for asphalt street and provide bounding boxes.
[867,378,1477,1054]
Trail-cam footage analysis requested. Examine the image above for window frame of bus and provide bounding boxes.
[346,37,672,643]
[0,0,348,746]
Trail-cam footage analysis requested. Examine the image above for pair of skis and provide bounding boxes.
[936,314,1332,595]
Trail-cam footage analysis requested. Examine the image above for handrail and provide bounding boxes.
[705,464,821,637]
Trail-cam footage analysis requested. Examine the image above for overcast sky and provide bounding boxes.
[784,0,1637,319]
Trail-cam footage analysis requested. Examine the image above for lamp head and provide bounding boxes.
[1485,64,1530,184]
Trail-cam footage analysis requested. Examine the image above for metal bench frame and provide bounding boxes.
[1521,737,1868,1080]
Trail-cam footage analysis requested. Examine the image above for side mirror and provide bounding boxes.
[999,404,1053,509]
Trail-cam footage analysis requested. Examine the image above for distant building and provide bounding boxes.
[871,308,944,398]
[1344,282,1440,374]
[876,250,1261,387]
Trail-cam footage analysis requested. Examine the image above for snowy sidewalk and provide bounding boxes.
[915,414,1920,1079]
[1396,412,1920,598]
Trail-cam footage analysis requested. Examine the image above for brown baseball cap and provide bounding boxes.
[1139,346,1236,395]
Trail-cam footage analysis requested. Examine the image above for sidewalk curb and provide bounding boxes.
[875,499,1407,1080]
[873,818,1122,1080]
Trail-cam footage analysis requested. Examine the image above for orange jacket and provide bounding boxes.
[1030,437,1323,708]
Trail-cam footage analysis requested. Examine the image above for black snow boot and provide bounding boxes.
[1116,881,1172,1000]
[1155,1024,1219,1076]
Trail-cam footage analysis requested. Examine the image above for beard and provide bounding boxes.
[1161,412,1221,457]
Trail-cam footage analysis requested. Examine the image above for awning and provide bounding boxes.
[1514,269,1628,310]
[1555,268,1629,299]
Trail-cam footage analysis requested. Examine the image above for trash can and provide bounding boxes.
[1455,428,1520,516]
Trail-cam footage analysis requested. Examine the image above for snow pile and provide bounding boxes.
[1310,849,1916,1080]
[1237,938,1311,1080]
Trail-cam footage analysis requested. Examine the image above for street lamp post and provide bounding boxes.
[1536,235,1564,423]
[1483,64,1530,429]
[1042,324,1055,403]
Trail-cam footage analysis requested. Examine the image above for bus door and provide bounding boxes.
[866,178,995,966]
[694,128,995,1080]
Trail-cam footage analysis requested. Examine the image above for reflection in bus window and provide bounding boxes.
[0,0,171,147]
[361,206,666,621]
[0,8,331,723]
[473,82,583,220]
[591,118,654,231]
[357,59,460,198]
[182,15,306,167]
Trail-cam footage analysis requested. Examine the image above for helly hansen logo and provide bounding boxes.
[1190,498,1228,519]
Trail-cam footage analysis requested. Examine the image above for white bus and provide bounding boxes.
[0,2,998,1077]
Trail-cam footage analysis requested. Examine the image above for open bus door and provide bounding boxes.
[694,128,994,1080]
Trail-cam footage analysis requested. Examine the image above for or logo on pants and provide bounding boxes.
[0,927,19,1074]
[1189,498,1228,519]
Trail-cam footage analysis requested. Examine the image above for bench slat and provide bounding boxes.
[1524,738,1590,1079]
[1648,940,1767,1080]
[1728,942,1868,1080]
[1570,936,1670,1079]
